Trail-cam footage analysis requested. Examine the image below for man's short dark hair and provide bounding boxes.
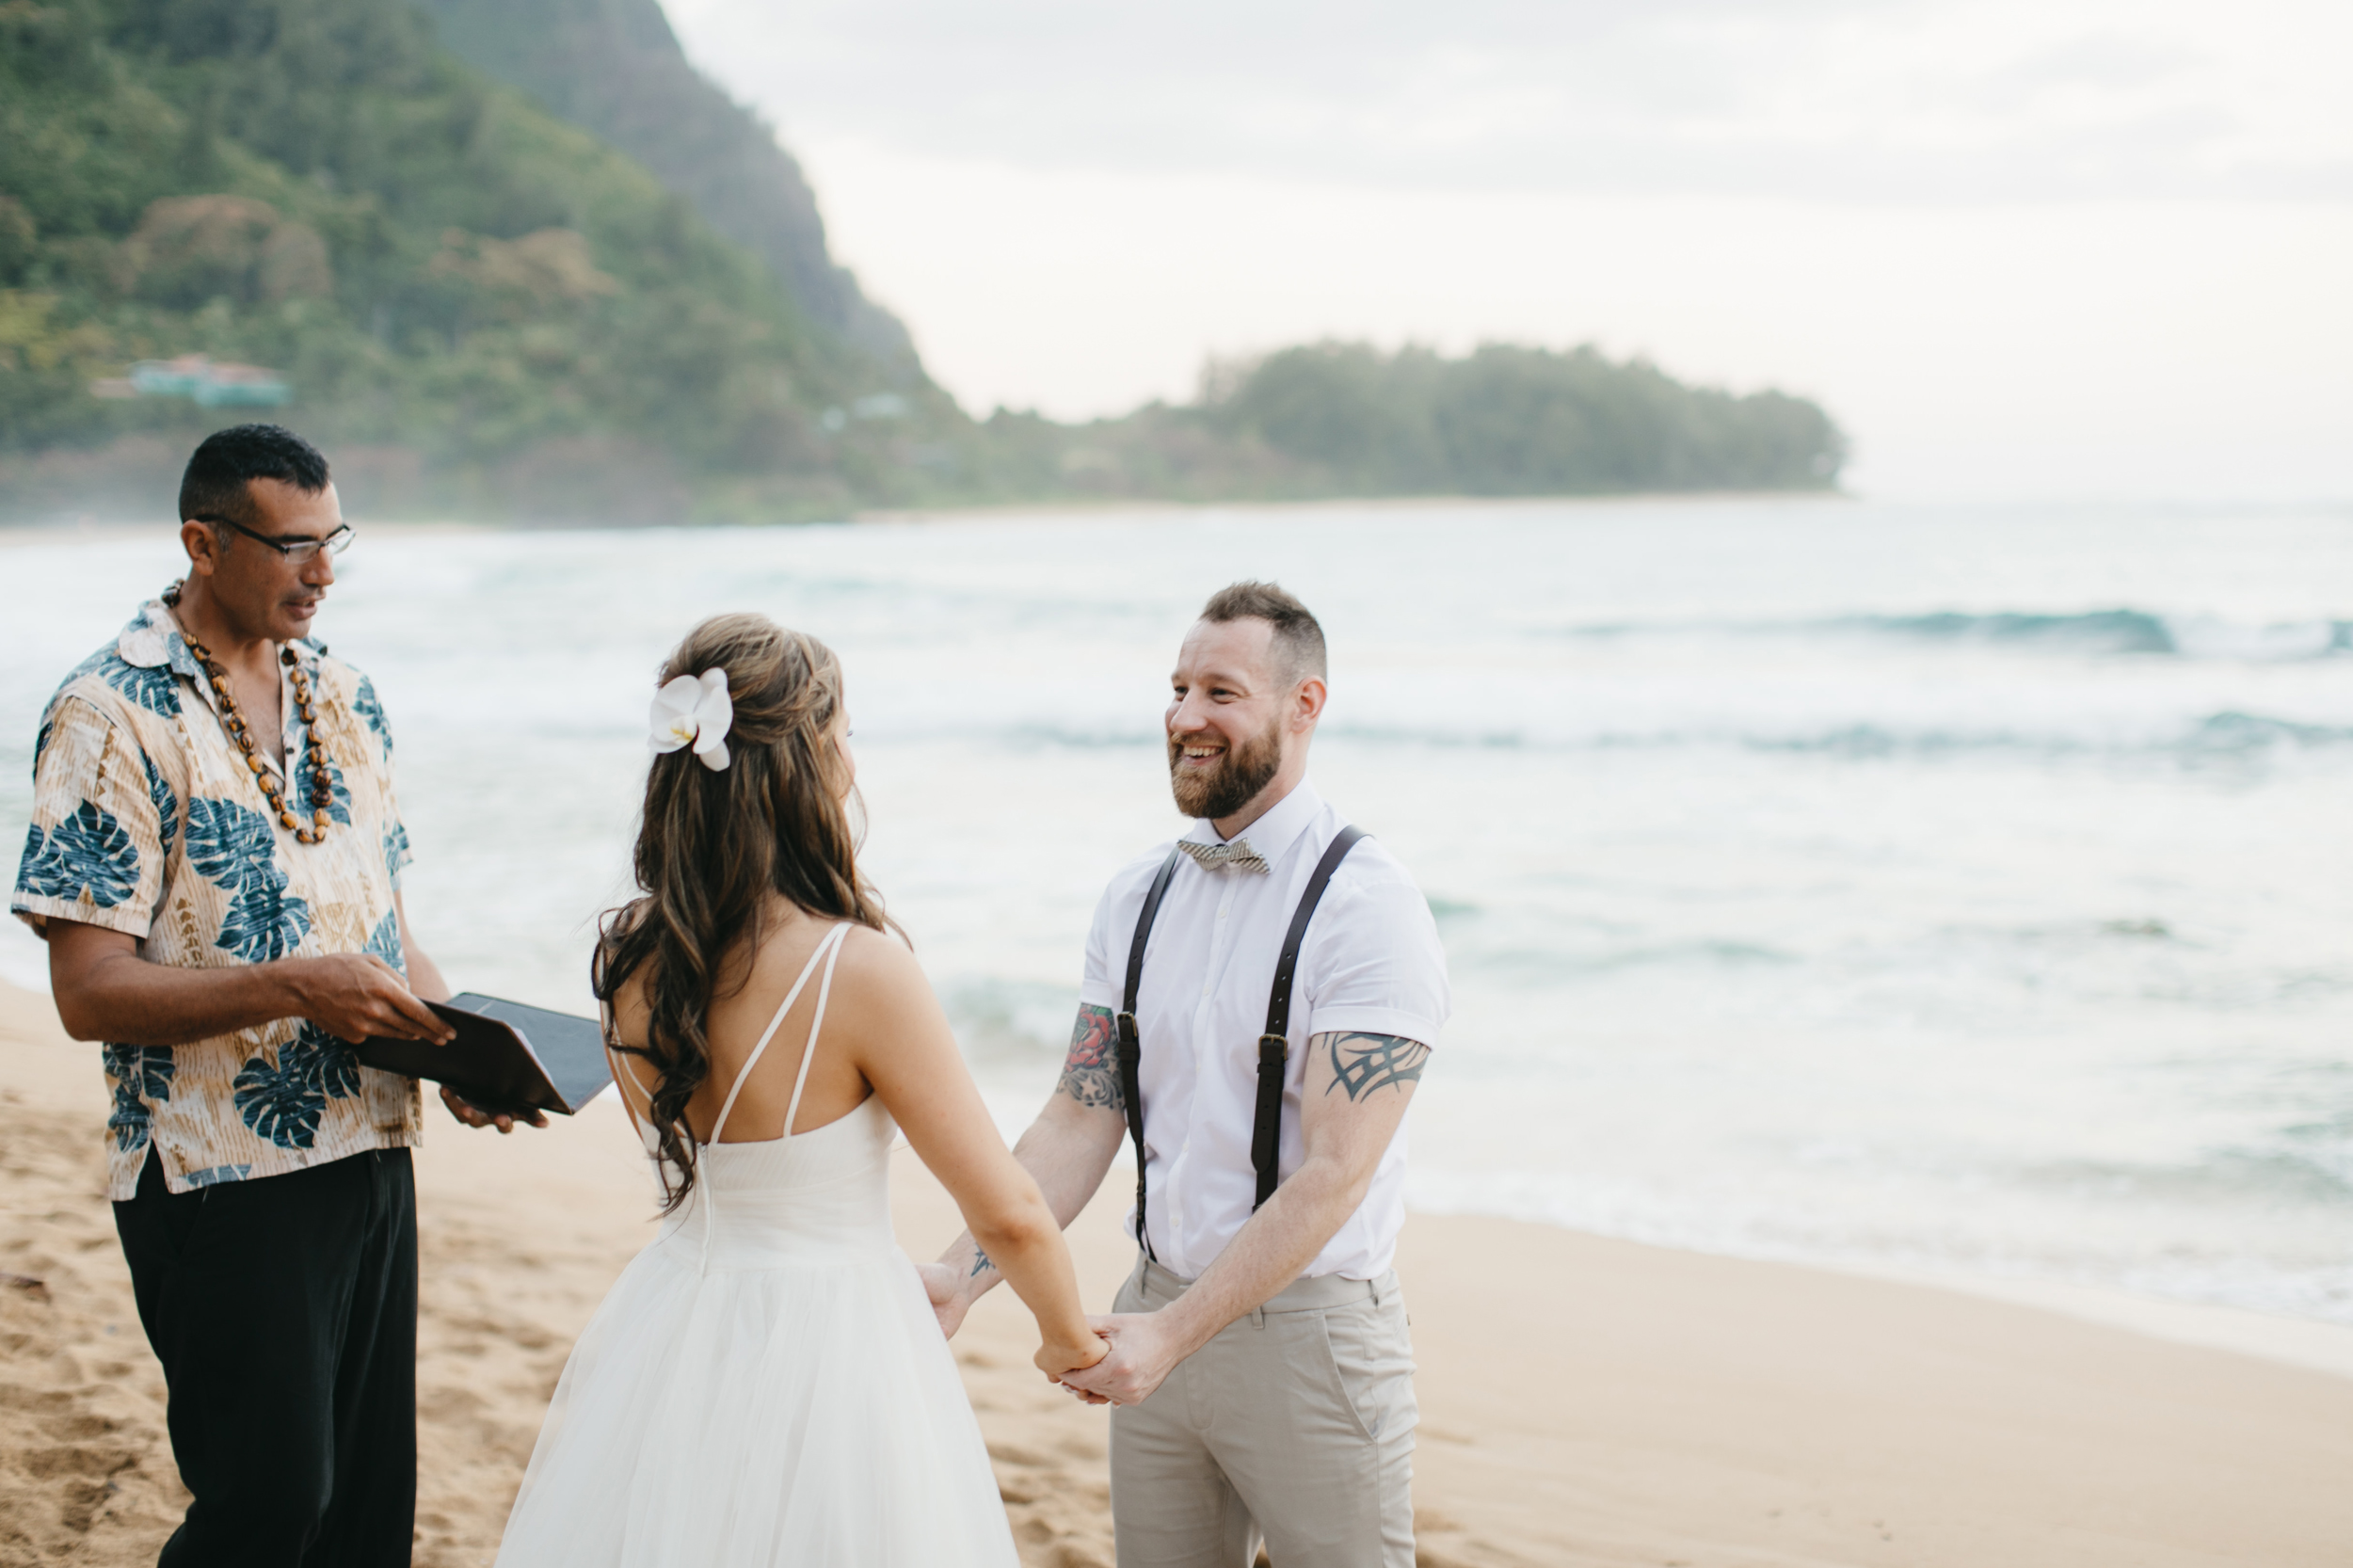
[178,424,330,530]
[1199,581,1327,683]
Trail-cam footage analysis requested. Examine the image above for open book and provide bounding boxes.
[358,992,612,1117]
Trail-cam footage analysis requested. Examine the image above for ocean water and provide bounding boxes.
[3,497,2349,1324]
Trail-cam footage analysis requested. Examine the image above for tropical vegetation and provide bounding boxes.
[0,0,1848,521]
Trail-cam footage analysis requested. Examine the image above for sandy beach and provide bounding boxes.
[4,975,2350,1568]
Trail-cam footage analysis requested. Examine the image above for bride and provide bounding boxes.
[494,613,1104,1566]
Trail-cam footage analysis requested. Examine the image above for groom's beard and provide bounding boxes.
[1168,713,1283,822]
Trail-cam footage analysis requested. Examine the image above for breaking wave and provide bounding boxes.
[1317,712,2353,759]
[1552,609,2353,661]
[1842,610,2353,661]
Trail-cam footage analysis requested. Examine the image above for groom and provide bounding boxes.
[925,582,1449,1567]
[12,424,535,1568]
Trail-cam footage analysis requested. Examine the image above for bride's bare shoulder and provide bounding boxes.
[820,923,944,1032]
[828,921,924,984]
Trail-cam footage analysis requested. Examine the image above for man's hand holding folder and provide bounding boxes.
[360,992,612,1133]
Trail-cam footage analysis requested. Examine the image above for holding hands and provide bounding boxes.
[917,1262,1113,1384]
[1034,1328,1112,1383]
[1052,1312,1179,1406]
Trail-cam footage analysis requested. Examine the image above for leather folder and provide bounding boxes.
[358,992,612,1117]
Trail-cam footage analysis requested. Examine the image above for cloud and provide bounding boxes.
[667,0,2352,203]
[662,0,2353,499]
[786,139,2353,497]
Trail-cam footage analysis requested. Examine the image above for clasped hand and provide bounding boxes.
[915,1265,1142,1399]
[1033,1329,1111,1384]
[1048,1312,1178,1407]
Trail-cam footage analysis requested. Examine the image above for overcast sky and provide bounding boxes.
[666,0,2351,499]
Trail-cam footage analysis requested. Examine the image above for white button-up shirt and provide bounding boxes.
[1080,779,1449,1280]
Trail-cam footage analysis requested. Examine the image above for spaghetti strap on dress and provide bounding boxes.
[493,923,1017,1567]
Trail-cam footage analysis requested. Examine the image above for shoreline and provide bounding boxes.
[14,490,2349,539]
[0,516,511,545]
[0,488,1860,539]
[848,487,1857,526]
[1403,1191,2353,1384]
[6,977,2352,1565]
[1814,1257,2353,1383]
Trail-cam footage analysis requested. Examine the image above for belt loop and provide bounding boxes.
[1369,1275,1383,1308]
[1250,1304,1266,1329]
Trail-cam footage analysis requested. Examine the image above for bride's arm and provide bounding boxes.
[833,931,1107,1377]
[923,1006,1128,1335]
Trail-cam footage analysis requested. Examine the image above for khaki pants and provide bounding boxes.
[1108,1256,1417,1568]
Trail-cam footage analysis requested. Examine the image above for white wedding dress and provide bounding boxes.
[494,923,1018,1567]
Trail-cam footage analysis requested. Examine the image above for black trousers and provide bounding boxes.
[114,1146,418,1568]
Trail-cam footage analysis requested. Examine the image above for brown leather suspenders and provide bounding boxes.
[1112,825,1368,1263]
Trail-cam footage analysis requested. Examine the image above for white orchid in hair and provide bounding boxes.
[649,668,734,771]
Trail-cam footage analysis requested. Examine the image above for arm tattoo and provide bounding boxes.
[1318,1032,1432,1101]
[969,1246,994,1278]
[1055,1003,1125,1112]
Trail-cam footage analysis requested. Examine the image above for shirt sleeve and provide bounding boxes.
[1078,874,1122,1012]
[11,695,168,940]
[1078,846,1179,1012]
[1299,856,1451,1048]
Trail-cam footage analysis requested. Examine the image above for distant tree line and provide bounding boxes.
[1201,341,1843,494]
[981,343,1846,502]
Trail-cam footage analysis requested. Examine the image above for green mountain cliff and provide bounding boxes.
[0,0,962,520]
[415,0,917,373]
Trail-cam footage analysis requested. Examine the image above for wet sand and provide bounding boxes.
[5,976,2350,1567]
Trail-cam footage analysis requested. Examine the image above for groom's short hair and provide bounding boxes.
[1200,581,1326,684]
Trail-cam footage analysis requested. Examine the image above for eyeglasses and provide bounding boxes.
[194,514,356,564]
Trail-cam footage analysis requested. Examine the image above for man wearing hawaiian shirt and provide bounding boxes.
[11,424,536,1568]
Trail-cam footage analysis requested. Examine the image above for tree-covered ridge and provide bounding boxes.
[0,0,956,519]
[416,0,917,371]
[1212,341,1844,495]
[983,342,1847,502]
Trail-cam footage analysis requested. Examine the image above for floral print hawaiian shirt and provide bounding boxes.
[11,598,423,1199]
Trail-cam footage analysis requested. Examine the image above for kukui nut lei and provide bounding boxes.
[168,594,339,843]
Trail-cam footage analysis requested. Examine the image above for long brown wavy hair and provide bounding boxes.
[594,613,890,1212]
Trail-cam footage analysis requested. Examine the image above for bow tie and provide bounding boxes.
[1177,839,1270,875]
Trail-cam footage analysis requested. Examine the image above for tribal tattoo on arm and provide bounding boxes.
[1316,1032,1433,1101]
[1055,1003,1125,1112]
